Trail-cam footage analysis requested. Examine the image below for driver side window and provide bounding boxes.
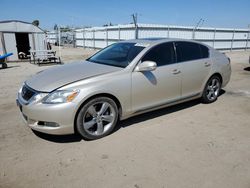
[142,42,175,66]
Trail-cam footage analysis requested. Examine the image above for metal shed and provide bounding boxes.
[0,20,47,61]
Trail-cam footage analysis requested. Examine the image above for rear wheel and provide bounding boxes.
[76,97,118,140]
[202,75,221,103]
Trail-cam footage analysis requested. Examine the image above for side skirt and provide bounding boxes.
[120,93,201,120]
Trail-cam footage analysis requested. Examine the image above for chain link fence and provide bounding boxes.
[47,29,76,48]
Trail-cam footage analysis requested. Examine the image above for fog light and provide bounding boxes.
[38,121,59,127]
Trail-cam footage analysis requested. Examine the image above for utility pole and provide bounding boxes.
[132,13,138,39]
[58,26,61,58]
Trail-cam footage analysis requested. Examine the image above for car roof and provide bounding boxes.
[119,38,210,48]
[119,38,170,44]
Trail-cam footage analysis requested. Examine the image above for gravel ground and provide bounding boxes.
[0,47,250,188]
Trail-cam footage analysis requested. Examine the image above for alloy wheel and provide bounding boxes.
[206,78,220,101]
[83,102,116,136]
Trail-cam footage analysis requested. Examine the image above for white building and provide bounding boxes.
[0,20,47,61]
[75,23,250,50]
[46,30,58,44]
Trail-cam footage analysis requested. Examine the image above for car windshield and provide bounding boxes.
[87,42,145,68]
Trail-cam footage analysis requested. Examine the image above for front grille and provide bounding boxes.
[21,85,36,101]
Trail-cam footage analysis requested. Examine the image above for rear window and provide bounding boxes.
[200,44,209,58]
[175,41,201,62]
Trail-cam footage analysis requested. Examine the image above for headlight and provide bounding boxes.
[18,83,24,94]
[31,93,48,103]
[42,90,79,104]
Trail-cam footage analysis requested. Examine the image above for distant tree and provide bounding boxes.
[32,20,39,27]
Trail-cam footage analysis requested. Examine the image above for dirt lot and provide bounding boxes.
[0,47,250,188]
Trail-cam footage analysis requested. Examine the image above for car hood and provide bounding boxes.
[26,61,122,92]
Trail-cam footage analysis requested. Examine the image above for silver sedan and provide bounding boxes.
[17,39,231,140]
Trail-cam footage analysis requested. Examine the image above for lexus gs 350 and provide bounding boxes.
[17,39,231,140]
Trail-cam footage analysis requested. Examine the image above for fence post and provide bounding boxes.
[134,25,138,39]
[213,28,216,48]
[73,30,76,48]
[83,29,85,48]
[118,27,121,41]
[93,30,95,49]
[167,26,170,38]
[106,28,108,47]
[192,27,195,39]
[231,29,235,51]
[58,27,61,58]
[246,29,250,50]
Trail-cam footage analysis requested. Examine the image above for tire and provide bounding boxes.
[201,75,221,103]
[76,97,118,140]
[2,63,7,69]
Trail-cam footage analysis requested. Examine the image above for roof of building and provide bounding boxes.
[0,20,44,33]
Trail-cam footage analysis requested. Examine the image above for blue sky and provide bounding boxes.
[1,0,250,30]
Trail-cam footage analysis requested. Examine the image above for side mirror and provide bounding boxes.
[135,61,157,72]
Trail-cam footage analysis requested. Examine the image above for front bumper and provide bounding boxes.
[16,95,76,135]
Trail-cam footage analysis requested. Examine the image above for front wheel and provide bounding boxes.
[201,75,221,103]
[76,97,118,140]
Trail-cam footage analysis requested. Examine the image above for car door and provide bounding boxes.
[131,42,181,113]
[174,42,211,98]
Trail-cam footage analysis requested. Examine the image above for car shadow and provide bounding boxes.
[115,99,201,131]
[115,89,225,132]
[0,65,20,70]
[219,89,225,96]
[32,130,82,143]
[244,67,250,71]
[33,89,226,143]
[35,62,64,67]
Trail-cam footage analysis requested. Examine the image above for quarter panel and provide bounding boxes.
[209,50,231,87]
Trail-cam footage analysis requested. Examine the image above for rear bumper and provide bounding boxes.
[16,97,75,135]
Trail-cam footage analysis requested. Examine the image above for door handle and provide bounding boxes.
[172,69,181,74]
[204,62,211,67]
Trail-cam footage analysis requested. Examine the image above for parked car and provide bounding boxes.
[17,39,231,140]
